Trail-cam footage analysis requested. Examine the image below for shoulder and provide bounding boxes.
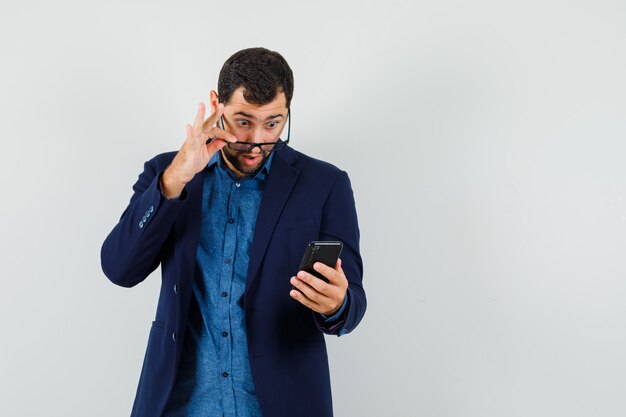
[143,151,178,173]
[286,146,348,182]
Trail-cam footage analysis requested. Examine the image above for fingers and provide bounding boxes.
[202,102,225,132]
[191,102,227,141]
[204,127,237,156]
[291,273,327,303]
[193,102,206,135]
[289,276,344,316]
[205,138,228,155]
[185,124,194,140]
[291,261,348,315]
[295,270,331,294]
[185,103,209,146]
[204,126,238,144]
[289,288,318,311]
[187,102,237,148]
[312,259,345,285]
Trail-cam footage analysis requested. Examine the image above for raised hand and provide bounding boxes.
[161,102,237,198]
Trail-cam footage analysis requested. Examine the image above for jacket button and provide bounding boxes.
[138,221,143,228]
[172,332,177,342]
[221,331,229,337]
[150,205,154,212]
[173,284,178,294]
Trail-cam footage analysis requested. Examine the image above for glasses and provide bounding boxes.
[210,108,291,153]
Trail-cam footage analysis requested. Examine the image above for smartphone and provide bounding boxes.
[298,241,343,282]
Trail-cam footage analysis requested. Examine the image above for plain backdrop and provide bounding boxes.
[1,1,625,416]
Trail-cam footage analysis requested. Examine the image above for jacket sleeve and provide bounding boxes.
[313,170,366,336]
[100,155,188,288]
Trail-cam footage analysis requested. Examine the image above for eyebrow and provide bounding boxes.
[233,111,284,121]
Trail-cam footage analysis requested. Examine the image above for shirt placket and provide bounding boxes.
[218,178,243,415]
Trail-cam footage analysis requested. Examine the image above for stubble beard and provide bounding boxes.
[221,148,270,177]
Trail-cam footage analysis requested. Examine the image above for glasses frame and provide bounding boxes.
[215,108,291,153]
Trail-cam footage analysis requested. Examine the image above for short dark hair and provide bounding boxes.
[218,47,294,108]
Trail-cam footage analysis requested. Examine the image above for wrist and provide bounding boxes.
[161,167,188,199]
[163,166,190,187]
[322,301,342,317]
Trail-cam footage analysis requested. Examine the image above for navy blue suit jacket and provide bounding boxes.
[101,145,366,417]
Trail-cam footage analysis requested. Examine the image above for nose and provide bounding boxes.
[250,126,264,144]
[241,127,265,153]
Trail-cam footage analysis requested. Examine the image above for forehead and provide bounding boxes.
[225,87,288,117]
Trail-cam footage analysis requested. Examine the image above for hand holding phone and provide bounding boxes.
[290,241,348,316]
[298,241,343,283]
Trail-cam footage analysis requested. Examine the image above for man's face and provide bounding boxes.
[217,87,289,177]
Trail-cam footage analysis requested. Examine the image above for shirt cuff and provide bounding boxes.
[321,292,349,323]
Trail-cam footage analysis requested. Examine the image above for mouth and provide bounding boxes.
[241,154,261,166]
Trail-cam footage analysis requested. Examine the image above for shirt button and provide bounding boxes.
[224,258,231,264]
[222,372,229,378]
[221,331,229,337]
[235,183,241,188]
[227,218,235,224]
[221,291,228,298]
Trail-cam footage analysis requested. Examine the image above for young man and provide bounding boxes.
[101,47,366,417]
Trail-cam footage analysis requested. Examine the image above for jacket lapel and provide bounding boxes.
[246,146,300,293]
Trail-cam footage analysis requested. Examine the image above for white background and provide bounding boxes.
[1,0,625,416]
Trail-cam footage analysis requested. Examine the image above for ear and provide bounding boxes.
[209,90,219,113]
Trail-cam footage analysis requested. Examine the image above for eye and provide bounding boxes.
[267,121,278,128]
[237,120,250,127]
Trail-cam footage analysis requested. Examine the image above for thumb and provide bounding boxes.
[336,258,343,271]
[206,139,228,156]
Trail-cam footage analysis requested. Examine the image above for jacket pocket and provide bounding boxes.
[275,217,316,233]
